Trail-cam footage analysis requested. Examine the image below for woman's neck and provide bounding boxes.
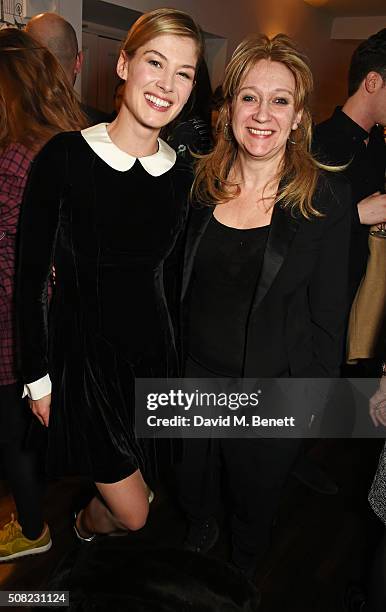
[231,150,282,194]
[107,107,160,158]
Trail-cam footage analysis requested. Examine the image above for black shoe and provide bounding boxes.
[183,517,219,554]
[292,456,339,495]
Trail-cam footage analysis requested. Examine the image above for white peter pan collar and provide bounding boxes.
[81,122,176,176]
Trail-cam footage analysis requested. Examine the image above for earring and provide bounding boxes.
[288,124,305,145]
[288,127,297,145]
[224,123,232,141]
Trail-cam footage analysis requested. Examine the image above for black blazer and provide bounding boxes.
[313,108,386,301]
[181,173,351,378]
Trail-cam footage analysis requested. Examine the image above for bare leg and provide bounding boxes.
[76,469,150,537]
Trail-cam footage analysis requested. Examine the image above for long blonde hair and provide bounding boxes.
[0,28,86,154]
[193,34,325,219]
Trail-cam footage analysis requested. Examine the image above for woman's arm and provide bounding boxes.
[17,135,67,397]
[369,369,386,427]
[302,176,352,377]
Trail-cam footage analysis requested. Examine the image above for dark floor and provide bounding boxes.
[0,439,383,611]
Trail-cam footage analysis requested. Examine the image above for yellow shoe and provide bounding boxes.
[0,514,52,562]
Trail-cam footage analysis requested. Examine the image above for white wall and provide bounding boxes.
[58,0,83,93]
[23,0,56,17]
[57,0,82,52]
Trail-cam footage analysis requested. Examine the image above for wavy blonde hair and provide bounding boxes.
[193,34,327,219]
[0,28,86,154]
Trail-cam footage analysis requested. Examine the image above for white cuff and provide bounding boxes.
[23,374,52,400]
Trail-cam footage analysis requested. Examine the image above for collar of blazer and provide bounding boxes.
[181,197,299,309]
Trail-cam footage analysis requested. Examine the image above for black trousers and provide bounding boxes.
[177,357,301,567]
[0,383,45,539]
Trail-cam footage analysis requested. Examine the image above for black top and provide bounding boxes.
[182,173,352,379]
[313,107,386,301]
[188,215,269,376]
[17,130,192,482]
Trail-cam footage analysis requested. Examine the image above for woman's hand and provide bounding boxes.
[28,394,51,427]
[369,377,386,427]
[357,192,386,225]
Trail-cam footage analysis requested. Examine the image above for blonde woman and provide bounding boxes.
[178,34,351,578]
[18,9,203,539]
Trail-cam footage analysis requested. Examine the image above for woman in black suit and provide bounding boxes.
[178,34,351,579]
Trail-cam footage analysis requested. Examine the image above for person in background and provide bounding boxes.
[178,33,351,581]
[313,28,386,310]
[25,12,110,125]
[17,9,203,541]
[163,59,213,165]
[0,27,86,562]
[292,28,386,498]
[344,371,386,612]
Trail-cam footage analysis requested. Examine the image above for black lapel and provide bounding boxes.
[181,204,212,301]
[251,202,299,312]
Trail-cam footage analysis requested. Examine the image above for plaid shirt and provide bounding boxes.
[0,143,34,386]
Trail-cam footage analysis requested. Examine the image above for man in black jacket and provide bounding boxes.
[313,29,386,305]
[293,31,386,495]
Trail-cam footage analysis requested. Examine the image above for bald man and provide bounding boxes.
[26,12,81,86]
[26,12,109,125]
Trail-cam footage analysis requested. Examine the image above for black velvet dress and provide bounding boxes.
[18,127,192,484]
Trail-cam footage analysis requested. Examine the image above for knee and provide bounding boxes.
[115,505,149,532]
